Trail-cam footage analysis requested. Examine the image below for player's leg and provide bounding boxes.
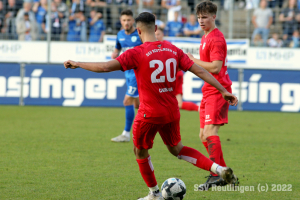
[175,71,198,111]
[199,99,209,153]
[133,121,163,200]
[176,94,199,111]
[158,120,236,185]
[111,77,139,142]
[134,97,140,109]
[199,93,231,190]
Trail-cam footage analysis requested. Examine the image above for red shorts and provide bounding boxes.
[199,88,231,129]
[175,71,184,95]
[132,120,181,149]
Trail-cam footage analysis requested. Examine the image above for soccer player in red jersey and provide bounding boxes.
[155,27,199,112]
[187,1,234,190]
[64,12,238,199]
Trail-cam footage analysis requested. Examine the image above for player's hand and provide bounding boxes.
[187,52,194,60]
[111,52,118,59]
[64,60,79,69]
[222,92,238,106]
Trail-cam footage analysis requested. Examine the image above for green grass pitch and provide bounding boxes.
[0,106,299,199]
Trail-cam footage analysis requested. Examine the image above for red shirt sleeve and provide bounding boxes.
[116,47,141,71]
[177,48,194,71]
[209,39,226,61]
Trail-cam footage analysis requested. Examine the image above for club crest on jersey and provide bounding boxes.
[157,44,161,48]
[131,36,137,42]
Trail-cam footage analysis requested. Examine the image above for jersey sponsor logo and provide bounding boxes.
[205,115,211,122]
[131,36,137,42]
[119,38,125,41]
[159,87,173,93]
[202,43,206,50]
[120,46,134,53]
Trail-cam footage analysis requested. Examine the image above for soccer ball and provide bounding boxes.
[161,178,186,200]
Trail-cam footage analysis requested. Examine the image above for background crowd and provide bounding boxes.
[0,0,299,48]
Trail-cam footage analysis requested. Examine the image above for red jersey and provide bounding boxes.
[200,28,232,97]
[116,41,194,124]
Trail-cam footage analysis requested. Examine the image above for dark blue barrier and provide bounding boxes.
[23,64,127,106]
[242,69,300,112]
[0,63,21,105]
[1,63,299,112]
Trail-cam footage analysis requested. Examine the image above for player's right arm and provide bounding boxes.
[187,53,222,74]
[64,59,122,72]
[188,64,237,106]
[112,34,122,59]
[111,48,121,59]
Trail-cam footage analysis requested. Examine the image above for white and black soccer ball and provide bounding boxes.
[161,178,186,200]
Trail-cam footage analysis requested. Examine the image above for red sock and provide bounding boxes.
[220,148,227,167]
[178,146,213,171]
[181,102,199,111]
[202,141,209,154]
[207,136,223,176]
[136,156,157,187]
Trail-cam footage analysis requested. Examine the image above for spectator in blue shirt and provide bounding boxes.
[183,13,201,38]
[41,2,63,41]
[165,11,183,37]
[67,10,87,41]
[88,9,105,42]
[32,0,47,40]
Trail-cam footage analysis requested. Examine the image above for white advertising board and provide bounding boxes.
[0,41,47,63]
[103,35,249,66]
[50,42,106,63]
[247,48,300,70]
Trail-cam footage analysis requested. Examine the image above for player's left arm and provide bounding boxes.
[187,55,222,74]
[64,59,122,73]
[188,64,237,106]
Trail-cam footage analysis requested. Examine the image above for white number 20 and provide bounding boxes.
[150,58,177,83]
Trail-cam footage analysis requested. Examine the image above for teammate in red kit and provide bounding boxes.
[187,1,234,190]
[155,27,199,112]
[64,12,238,200]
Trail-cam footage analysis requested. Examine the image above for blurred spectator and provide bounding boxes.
[161,0,181,21]
[88,9,105,42]
[114,0,134,5]
[253,34,264,46]
[267,0,284,8]
[16,12,38,41]
[183,13,201,38]
[289,30,300,47]
[67,10,86,41]
[282,34,291,47]
[154,13,165,29]
[165,11,183,37]
[267,33,283,47]
[53,0,69,40]
[16,1,36,24]
[246,0,260,9]
[136,0,154,13]
[251,0,273,46]
[279,0,300,39]
[71,0,85,15]
[42,2,63,41]
[155,27,164,41]
[0,1,4,37]
[32,0,47,40]
[2,0,20,39]
[85,0,112,32]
